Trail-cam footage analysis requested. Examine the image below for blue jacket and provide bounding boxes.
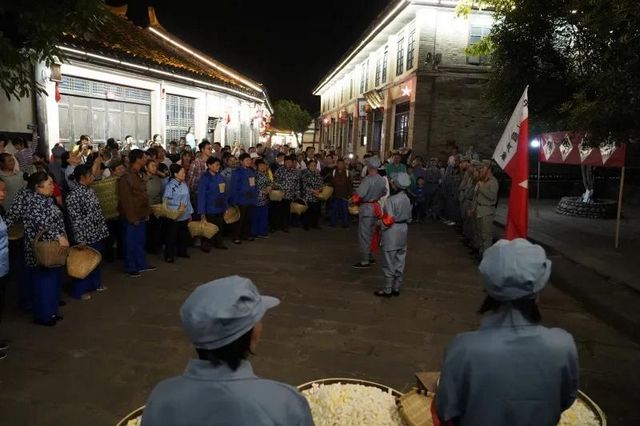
[163,179,194,222]
[142,359,313,426]
[197,171,228,215]
[230,167,258,206]
[0,215,8,277]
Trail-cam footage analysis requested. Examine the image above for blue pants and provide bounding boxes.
[330,198,349,227]
[31,266,62,322]
[71,242,103,299]
[252,205,269,237]
[122,220,149,274]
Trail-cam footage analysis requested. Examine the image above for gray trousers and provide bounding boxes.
[358,215,377,264]
[461,201,473,241]
[475,215,494,254]
[382,248,407,293]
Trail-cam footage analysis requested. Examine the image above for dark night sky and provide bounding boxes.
[106,0,391,113]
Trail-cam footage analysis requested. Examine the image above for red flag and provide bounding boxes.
[493,87,529,240]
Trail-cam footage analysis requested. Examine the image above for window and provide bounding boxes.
[396,36,405,76]
[381,45,388,83]
[406,29,416,70]
[166,94,195,143]
[359,63,366,94]
[467,25,491,65]
[375,54,381,87]
[393,102,410,149]
[359,118,367,147]
[349,75,354,99]
[364,59,370,92]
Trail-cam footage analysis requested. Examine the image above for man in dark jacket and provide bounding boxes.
[118,149,155,277]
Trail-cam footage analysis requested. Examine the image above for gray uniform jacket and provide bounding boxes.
[141,359,313,426]
[381,192,412,251]
[473,175,499,218]
[436,308,579,426]
[356,174,387,217]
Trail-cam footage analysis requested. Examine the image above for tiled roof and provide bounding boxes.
[61,6,263,97]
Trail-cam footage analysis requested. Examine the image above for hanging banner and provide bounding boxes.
[538,131,627,168]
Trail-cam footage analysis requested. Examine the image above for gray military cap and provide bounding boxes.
[180,276,280,350]
[479,239,552,301]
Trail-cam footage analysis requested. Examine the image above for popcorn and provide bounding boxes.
[558,399,601,426]
[126,417,141,426]
[301,382,403,426]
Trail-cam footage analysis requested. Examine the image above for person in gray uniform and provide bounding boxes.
[141,275,313,426]
[472,160,499,257]
[436,239,578,426]
[351,156,387,268]
[375,172,412,298]
[458,157,475,246]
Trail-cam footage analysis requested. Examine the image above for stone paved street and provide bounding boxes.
[0,222,639,425]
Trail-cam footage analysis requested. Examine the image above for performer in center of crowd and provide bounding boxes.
[197,157,229,251]
[163,164,194,263]
[351,156,387,268]
[376,172,412,298]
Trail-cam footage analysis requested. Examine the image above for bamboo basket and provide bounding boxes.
[348,204,360,215]
[66,245,102,279]
[290,200,308,215]
[151,201,185,220]
[317,185,334,201]
[90,177,119,220]
[33,231,69,268]
[116,406,144,426]
[269,189,284,201]
[223,206,240,224]
[188,221,219,239]
[8,223,24,240]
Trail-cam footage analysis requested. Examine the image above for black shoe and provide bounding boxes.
[247,237,255,242]
[58,300,67,307]
[0,351,6,360]
[233,240,242,245]
[128,271,141,278]
[178,253,190,259]
[352,262,371,269]
[282,228,289,233]
[373,290,392,298]
[369,258,376,265]
[139,266,157,272]
[34,318,56,327]
[214,245,229,250]
[165,257,174,263]
[200,245,211,253]
[0,340,8,351]
[53,315,64,321]
[392,290,400,297]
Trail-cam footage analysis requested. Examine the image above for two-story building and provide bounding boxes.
[314,0,500,160]
[0,5,272,153]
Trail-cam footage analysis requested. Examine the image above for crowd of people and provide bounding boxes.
[0,132,498,355]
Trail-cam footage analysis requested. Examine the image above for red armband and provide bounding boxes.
[351,193,363,205]
[381,213,395,227]
[373,203,384,219]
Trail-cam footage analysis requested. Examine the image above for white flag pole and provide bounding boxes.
[614,166,625,249]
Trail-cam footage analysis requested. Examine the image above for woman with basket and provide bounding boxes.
[145,159,166,255]
[251,159,272,239]
[22,172,69,326]
[65,165,110,300]
[301,159,323,231]
[162,164,194,263]
[229,153,258,245]
[196,157,228,251]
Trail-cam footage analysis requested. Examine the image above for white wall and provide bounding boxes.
[0,93,34,133]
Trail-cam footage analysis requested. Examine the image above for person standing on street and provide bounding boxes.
[230,153,258,244]
[0,179,9,358]
[197,157,229,251]
[162,164,194,263]
[351,156,387,268]
[118,149,155,278]
[384,150,407,181]
[435,239,578,426]
[376,173,412,297]
[141,275,313,426]
[273,155,301,233]
[329,159,352,228]
[425,158,442,220]
[300,159,324,231]
[252,159,272,239]
[471,160,499,259]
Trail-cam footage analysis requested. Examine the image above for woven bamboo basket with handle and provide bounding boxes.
[90,176,119,220]
[8,222,24,240]
[188,221,219,239]
[269,189,284,201]
[33,230,69,268]
[66,244,102,279]
[290,200,308,215]
[223,206,240,224]
[317,185,334,201]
